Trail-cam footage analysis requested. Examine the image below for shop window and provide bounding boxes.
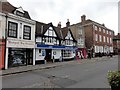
[23,25,31,40]
[8,21,18,38]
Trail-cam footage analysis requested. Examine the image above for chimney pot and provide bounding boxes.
[66,19,70,27]
[58,21,61,28]
[81,15,86,22]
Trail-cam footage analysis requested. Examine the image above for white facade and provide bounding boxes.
[0,12,6,39]
[95,45,113,53]
[1,11,36,69]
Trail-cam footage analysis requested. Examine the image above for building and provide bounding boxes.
[0,1,36,69]
[35,21,62,63]
[70,20,87,59]
[61,20,77,60]
[81,15,114,57]
[113,33,120,55]
[35,21,77,63]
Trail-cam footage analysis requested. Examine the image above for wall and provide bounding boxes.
[52,49,61,59]
[6,14,36,48]
[84,24,93,49]
[36,49,45,61]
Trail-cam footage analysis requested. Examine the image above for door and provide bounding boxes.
[26,49,33,65]
[45,49,52,62]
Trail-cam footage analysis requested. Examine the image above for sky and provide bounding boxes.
[7,0,119,35]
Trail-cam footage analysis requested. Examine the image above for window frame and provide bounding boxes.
[23,25,31,40]
[8,21,18,38]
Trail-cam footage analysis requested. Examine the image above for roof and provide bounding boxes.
[35,21,62,39]
[62,27,77,42]
[1,2,31,19]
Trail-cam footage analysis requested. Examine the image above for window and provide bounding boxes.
[8,21,18,38]
[23,25,31,40]
[16,11,24,17]
[94,25,97,30]
[103,29,105,33]
[99,35,102,42]
[78,27,82,35]
[110,38,112,44]
[106,30,108,34]
[109,31,111,35]
[62,50,71,57]
[107,37,109,43]
[103,36,106,42]
[95,34,98,41]
[99,27,101,32]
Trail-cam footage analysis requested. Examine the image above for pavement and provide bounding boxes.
[0,55,118,76]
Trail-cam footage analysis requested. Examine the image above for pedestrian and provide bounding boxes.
[52,56,55,63]
[44,56,47,64]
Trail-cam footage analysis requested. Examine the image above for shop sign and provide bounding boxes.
[7,39,35,48]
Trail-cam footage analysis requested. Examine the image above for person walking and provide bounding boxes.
[52,56,55,63]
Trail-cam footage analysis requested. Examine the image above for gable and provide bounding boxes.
[65,30,73,40]
[14,6,25,16]
[44,26,57,37]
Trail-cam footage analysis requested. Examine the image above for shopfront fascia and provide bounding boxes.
[5,38,35,69]
[36,44,76,61]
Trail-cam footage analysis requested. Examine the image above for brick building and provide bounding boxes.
[81,15,114,57]
[113,33,120,55]
[70,20,87,59]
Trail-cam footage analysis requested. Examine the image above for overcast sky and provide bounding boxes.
[7,0,119,34]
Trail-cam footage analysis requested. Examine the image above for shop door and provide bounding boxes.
[45,49,52,62]
[26,49,33,65]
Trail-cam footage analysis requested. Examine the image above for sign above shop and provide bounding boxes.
[7,39,35,48]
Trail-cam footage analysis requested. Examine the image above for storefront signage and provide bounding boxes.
[37,44,76,49]
[7,39,35,48]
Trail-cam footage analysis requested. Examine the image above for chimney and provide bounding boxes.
[57,22,61,28]
[81,15,86,22]
[102,23,105,26]
[66,19,70,27]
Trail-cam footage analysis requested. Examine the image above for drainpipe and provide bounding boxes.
[4,14,8,69]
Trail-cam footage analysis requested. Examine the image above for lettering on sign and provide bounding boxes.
[7,39,34,47]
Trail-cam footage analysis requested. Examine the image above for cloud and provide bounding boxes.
[7,0,119,34]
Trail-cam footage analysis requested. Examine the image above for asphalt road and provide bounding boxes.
[2,56,118,88]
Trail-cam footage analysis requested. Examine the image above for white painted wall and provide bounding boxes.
[7,15,35,42]
[0,13,6,39]
[36,49,45,61]
[52,49,61,59]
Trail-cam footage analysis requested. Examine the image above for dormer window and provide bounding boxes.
[16,11,24,17]
[14,7,25,17]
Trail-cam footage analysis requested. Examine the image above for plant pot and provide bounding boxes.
[111,86,120,90]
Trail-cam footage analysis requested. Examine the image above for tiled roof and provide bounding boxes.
[1,2,31,19]
[35,21,61,39]
[62,27,77,42]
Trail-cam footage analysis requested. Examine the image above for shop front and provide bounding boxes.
[5,38,35,69]
[8,48,33,67]
[36,44,76,63]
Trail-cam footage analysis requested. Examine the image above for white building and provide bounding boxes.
[35,22,62,63]
[35,21,77,63]
[0,1,36,69]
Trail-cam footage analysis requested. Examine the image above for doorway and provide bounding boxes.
[45,49,52,62]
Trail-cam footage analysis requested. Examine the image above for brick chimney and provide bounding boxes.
[81,15,86,22]
[66,19,70,27]
[57,22,61,28]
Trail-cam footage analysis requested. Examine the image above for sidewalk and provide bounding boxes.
[1,55,118,76]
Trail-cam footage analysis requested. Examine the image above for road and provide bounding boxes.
[2,56,118,88]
